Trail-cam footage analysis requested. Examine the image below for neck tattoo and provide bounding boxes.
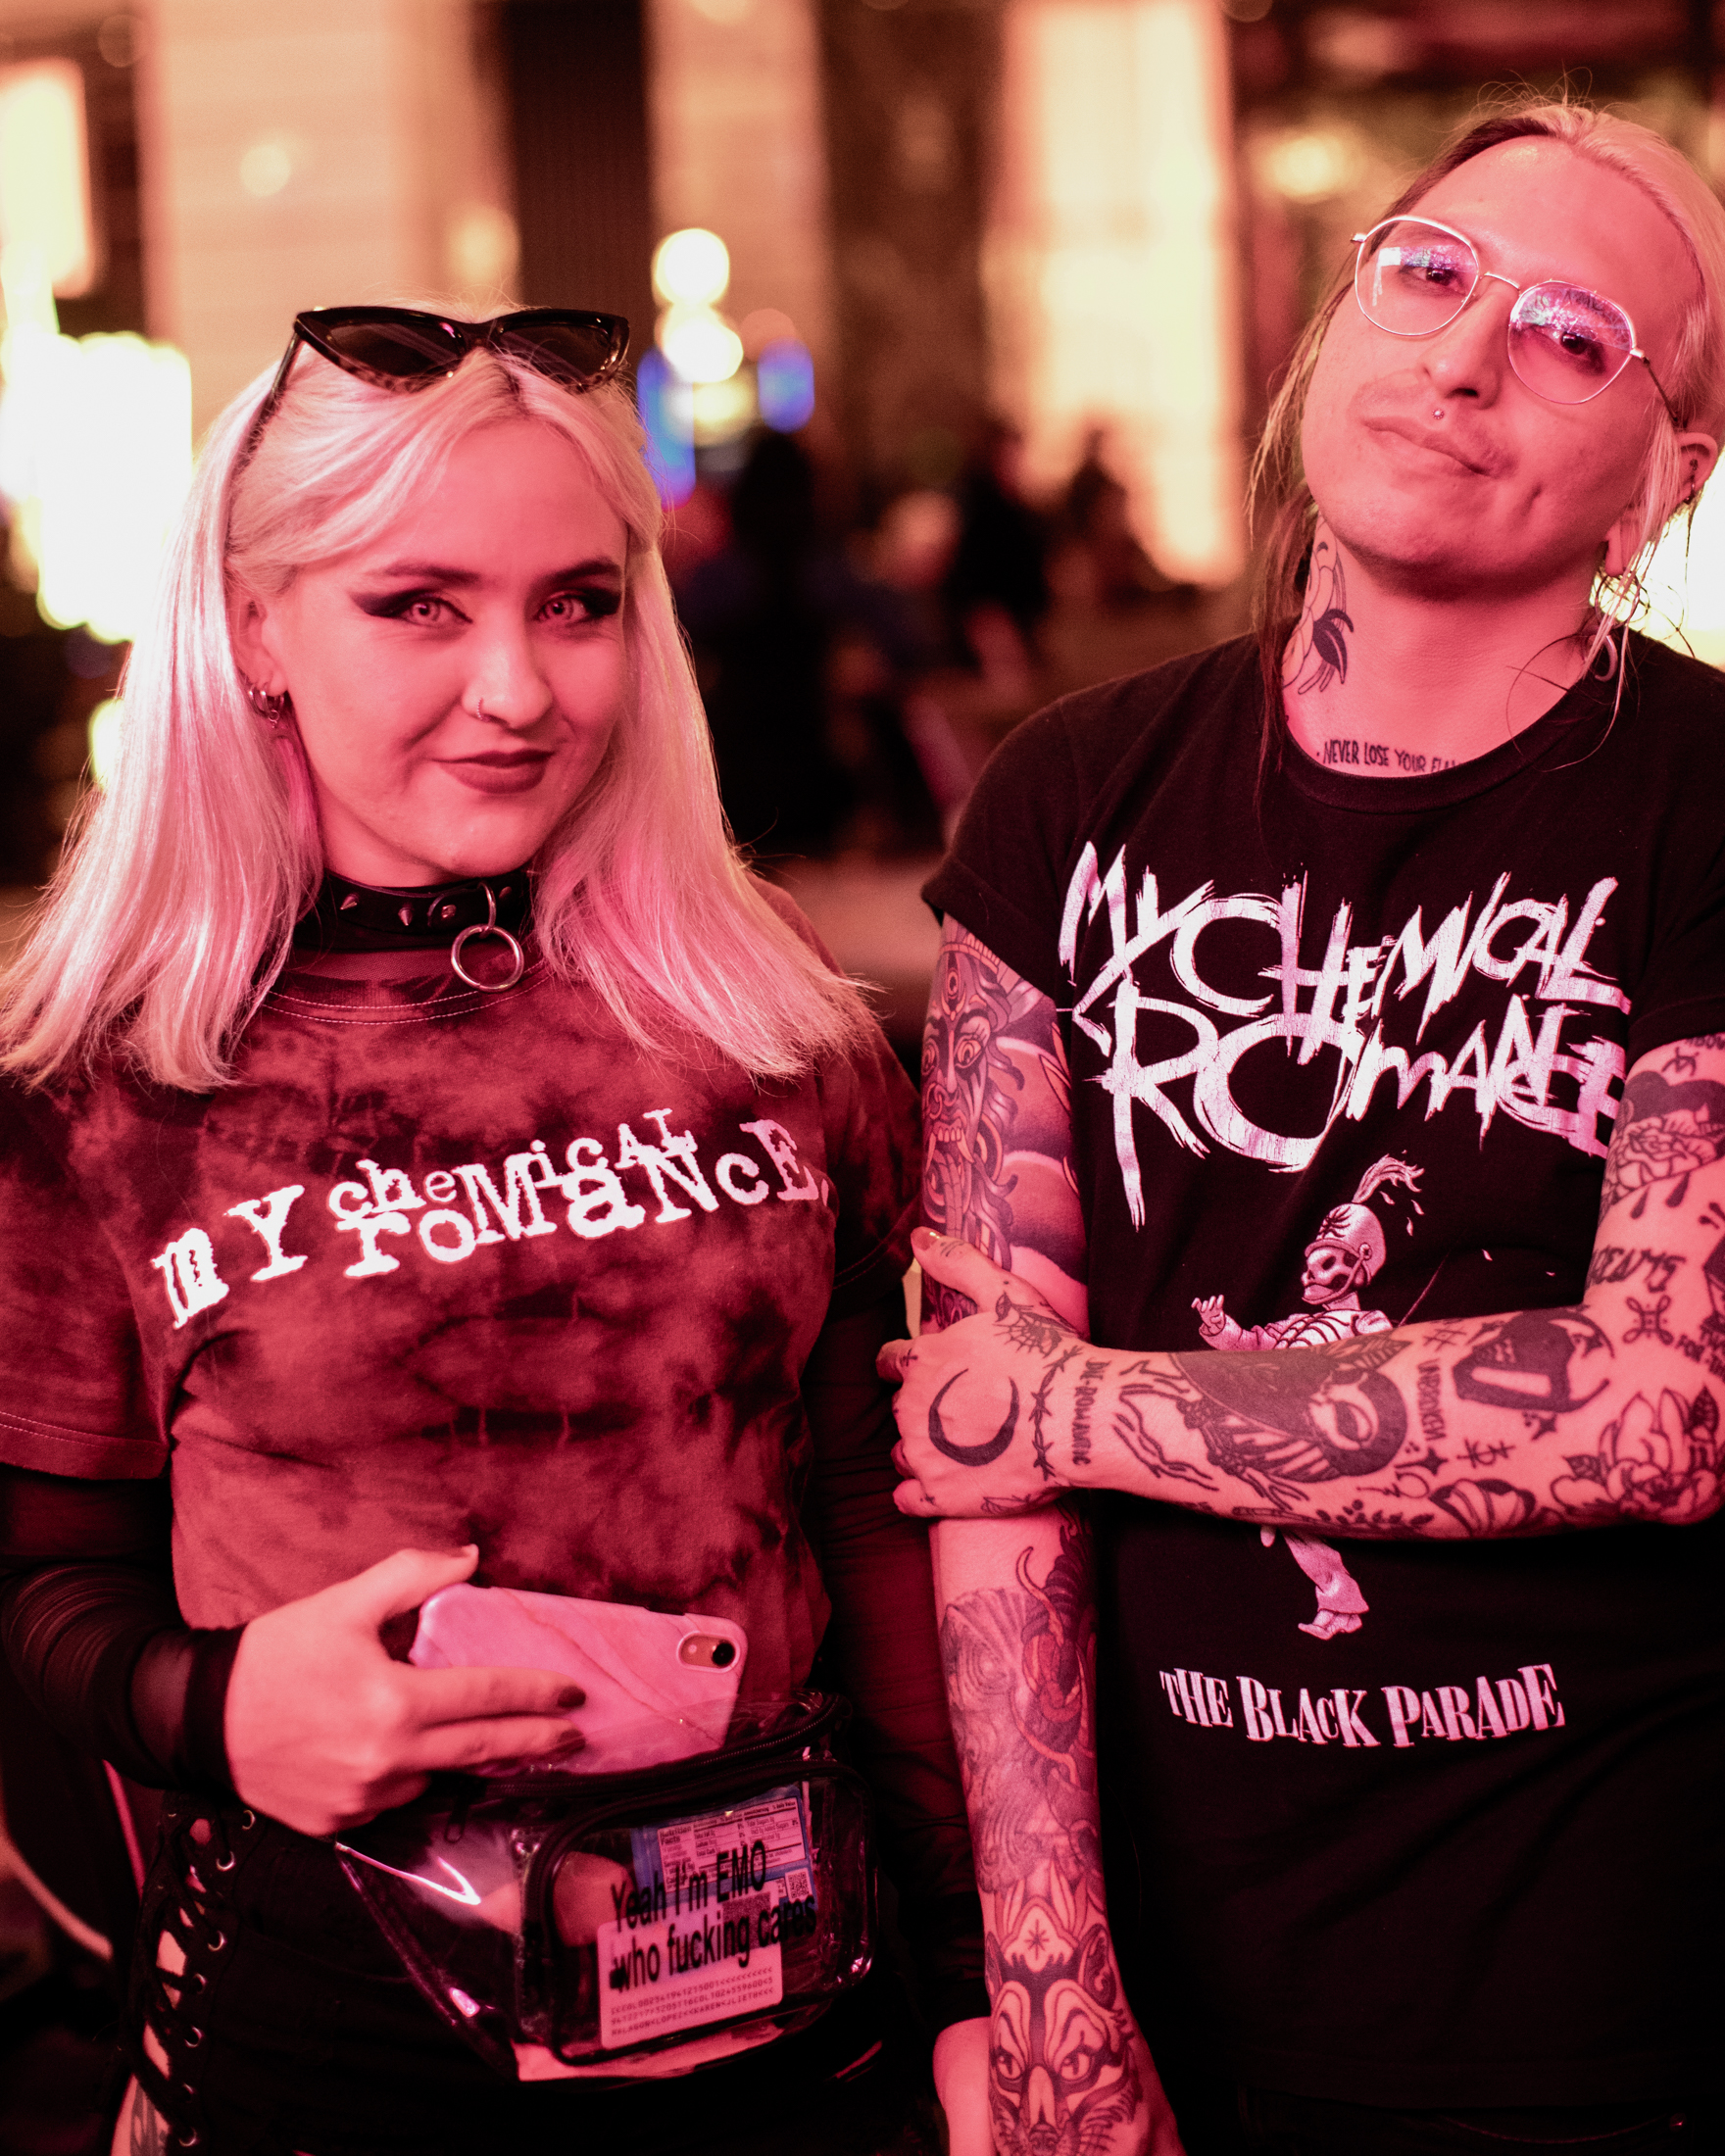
[1283,529,1354,698]
[1316,737,1458,775]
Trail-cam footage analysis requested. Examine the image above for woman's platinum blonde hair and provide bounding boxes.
[1251,96,1725,733]
[1,319,872,1089]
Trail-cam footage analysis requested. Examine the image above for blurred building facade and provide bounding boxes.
[2,0,1724,576]
[0,0,1722,884]
[0,0,1251,558]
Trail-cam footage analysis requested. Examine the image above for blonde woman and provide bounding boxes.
[0,309,983,2154]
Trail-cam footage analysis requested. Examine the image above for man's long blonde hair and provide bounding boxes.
[1251,97,1725,735]
[1,328,873,1090]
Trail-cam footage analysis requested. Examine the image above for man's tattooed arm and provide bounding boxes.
[916,924,1179,2151]
[934,1515,1174,2156]
[919,913,1088,1335]
[897,1035,1725,1540]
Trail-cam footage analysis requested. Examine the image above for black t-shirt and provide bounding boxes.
[926,632,1725,2106]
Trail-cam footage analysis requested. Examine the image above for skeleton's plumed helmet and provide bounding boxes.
[1306,1156,1424,1288]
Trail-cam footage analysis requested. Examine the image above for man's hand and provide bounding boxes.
[880,1228,1089,1519]
[224,1546,584,1836]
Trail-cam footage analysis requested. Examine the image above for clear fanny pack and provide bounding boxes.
[334,1692,874,2082]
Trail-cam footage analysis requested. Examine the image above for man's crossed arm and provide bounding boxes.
[895,918,1725,1540]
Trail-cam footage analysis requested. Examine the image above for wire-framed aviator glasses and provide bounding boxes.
[1352,217,1682,424]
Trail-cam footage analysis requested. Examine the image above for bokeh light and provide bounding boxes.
[636,348,696,506]
[652,227,731,309]
[659,302,745,384]
[758,339,815,432]
[238,139,295,199]
[87,696,122,792]
[0,318,192,643]
[1638,477,1725,669]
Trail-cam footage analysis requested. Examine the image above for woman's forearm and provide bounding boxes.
[0,1465,240,1788]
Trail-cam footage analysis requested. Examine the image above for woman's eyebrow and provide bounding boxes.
[370,556,623,585]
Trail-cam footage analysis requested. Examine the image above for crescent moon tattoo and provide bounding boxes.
[928,1370,1022,1465]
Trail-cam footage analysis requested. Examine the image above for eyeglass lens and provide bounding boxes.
[1355,219,1638,405]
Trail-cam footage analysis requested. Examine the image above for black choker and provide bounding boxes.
[297,871,532,989]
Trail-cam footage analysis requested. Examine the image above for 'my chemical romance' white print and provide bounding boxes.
[151,1108,828,1328]
[1061,844,1625,1216]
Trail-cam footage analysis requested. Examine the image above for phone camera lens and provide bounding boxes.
[711,1639,736,1667]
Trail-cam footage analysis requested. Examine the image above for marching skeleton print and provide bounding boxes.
[1193,1156,1425,1640]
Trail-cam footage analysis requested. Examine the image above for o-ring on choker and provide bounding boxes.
[299,870,530,989]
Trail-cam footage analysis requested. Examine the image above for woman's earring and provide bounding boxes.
[241,675,294,729]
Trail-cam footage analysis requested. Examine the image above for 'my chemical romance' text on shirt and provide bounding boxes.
[0,939,917,1705]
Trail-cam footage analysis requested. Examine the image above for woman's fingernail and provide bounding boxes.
[557,1687,585,1709]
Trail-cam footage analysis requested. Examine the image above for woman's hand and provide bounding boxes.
[1130,2021,1192,2156]
[933,2016,995,2156]
[878,1231,1091,1519]
[931,2004,1188,2156]
[224,1545,584,1837]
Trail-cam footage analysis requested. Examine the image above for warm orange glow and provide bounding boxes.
[988,0,1245,585]
[1642,479,1725,669]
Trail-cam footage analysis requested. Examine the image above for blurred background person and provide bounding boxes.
[675,426,938,858]
[942,416,1050,691]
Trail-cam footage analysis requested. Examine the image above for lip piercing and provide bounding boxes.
[1433,406,1444,418]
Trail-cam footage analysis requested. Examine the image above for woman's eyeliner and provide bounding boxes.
[351,584,620,623]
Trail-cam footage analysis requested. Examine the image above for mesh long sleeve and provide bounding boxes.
[0,1465,239,1792]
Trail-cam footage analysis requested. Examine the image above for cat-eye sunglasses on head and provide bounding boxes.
[244,306,631,455]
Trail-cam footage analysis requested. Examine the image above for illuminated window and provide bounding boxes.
[987,0,1245,586]
[0,61,96,300]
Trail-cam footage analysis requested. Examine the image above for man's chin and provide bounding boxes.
[1319,514,1584,605]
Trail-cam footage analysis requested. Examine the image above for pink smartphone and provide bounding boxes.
[410,1584,748,1775]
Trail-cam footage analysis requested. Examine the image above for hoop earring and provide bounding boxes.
[241,675,294,729]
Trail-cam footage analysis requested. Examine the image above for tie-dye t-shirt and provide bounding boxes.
[0,937,917,1702]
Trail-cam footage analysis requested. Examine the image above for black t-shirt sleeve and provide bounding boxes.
[1621,641,1725,1064]
[922,703,1081,1002]
[1624,836,1725,1065]
[0,1087,159,1479]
